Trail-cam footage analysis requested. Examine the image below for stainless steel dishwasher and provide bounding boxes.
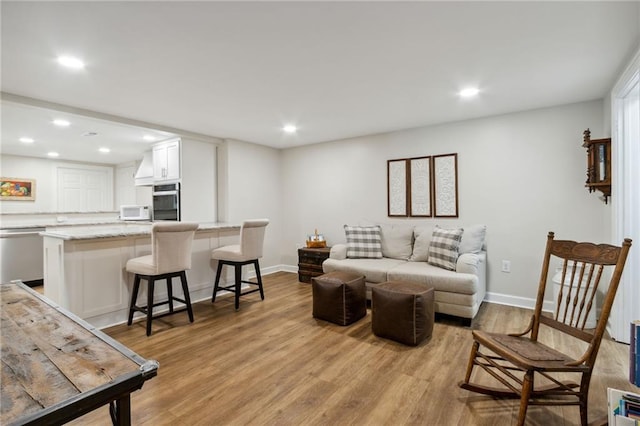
[0,227,45,284]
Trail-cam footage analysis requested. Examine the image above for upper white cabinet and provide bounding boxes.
[153,139,181,182]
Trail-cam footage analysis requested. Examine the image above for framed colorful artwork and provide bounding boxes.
[0,178,36,201]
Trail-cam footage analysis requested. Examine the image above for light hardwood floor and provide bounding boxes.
[69,272,636,425]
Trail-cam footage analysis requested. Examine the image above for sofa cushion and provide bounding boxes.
[459,224,487,254]
[456,253,481,275]
[388,261,478,295]
[323,257,405,283]
[329,244,348,260]
[379,224,414,260]
[344,225,383,259]
[409,225,433,262]
[427,226,463,271]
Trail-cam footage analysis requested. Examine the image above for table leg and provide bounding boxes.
[109,395,131,426]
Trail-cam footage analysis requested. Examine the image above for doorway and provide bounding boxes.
[611,53,640,343]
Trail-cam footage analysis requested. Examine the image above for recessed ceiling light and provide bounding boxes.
[47,152,60,157]
[98,147,110,153]
[53,119,71,127]
[57,56,85,69]
[283,125,297,134]
[19,137,34,144]
[143,135,156,142]
[459,87,480,98]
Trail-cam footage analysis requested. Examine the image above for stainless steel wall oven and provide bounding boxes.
[152,183,180,221]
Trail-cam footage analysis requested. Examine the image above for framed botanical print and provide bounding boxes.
[409,156,431,217]
[433,153,458,217]
[387,159,408,217]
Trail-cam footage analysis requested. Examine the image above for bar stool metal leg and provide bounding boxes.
[146,278,155,337]
[234,263,242,310]
[128,275,141,326]
[167,276,174,313]
[180,271,194,322]
[254,260,264,300]
[212,261,223,303]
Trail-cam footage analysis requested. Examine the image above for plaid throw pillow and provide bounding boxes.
[427,226,463,270]
[344,225,383,259]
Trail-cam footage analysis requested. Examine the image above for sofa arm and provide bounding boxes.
[456,253,480,275]
[330,244,348,260]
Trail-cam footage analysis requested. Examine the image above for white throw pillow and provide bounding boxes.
[459,224,487,254]
[427,225,463,271]
[379,224,414,260]
[344,225,383,259]
[409,225,433,262]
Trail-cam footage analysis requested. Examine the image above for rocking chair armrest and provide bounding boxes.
[508,315,535,337]
[565,352,590,367]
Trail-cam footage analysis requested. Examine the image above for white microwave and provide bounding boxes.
[120,205,151,221]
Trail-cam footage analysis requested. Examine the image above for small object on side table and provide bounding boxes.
[306,228,327,248]
[298,246,331,283]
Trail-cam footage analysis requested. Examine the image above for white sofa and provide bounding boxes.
[322,224,486,324]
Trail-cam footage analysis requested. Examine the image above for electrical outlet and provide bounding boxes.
[501,260,511,273]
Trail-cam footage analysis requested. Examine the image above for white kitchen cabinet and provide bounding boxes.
[153,139,181,182]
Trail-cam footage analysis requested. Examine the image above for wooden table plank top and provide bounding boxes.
[1,282,158,425]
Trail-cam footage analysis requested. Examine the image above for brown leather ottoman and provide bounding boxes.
[312,272,366,326]
[372,281,434,346]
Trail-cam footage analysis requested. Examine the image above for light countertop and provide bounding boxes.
[1,220,141,230]
[40,222,240,240]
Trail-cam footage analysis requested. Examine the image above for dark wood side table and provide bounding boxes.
[298,247,331,283]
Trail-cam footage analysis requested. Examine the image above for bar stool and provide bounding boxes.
[211,219,269,310]
[126,222,199,336]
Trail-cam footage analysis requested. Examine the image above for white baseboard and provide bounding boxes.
[482,292,554,313]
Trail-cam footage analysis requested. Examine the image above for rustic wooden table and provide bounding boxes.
[1,281,158,425]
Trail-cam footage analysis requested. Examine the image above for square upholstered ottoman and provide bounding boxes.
[312,271,366,326]
[372,281,434,346]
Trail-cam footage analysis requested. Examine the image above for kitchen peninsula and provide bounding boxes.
[42,223,240,329]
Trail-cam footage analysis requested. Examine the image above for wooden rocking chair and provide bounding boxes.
[459,232,632,426]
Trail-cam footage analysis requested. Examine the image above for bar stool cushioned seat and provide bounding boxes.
[312,271,366,326]
[211,219,269,310]
[372,281,434,346]
[126,222,199,336]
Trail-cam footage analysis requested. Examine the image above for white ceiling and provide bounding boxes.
[1,100,178,165]
[1,1,639,165]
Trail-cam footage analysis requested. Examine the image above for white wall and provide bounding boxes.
[280,100,609,304]
[0,154,115,213]
[115,161,137,207]
[181,138,217,222]
[222,139,283,271]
